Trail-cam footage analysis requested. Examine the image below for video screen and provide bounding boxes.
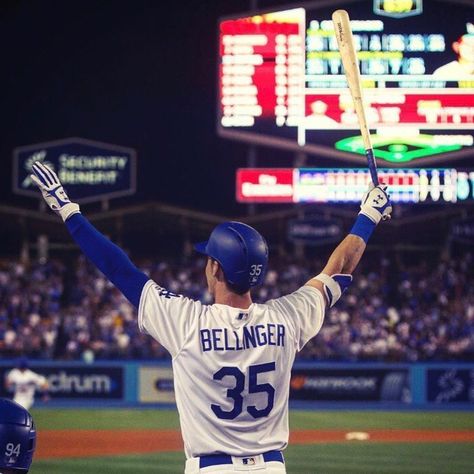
[218,0,474,167]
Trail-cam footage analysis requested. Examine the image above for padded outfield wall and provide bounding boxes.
[0,361,472,409]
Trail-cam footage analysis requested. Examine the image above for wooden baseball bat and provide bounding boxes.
[332,9,379,186]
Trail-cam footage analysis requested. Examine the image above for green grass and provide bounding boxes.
[31,408,180,430]
[30,444,474,474]
[31,452,184,474]
[32,408,474,431]
[289,410,474,430]
[29,409,474,474]
[284,443,474,474]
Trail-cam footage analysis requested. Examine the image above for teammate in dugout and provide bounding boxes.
[30,161,391,474]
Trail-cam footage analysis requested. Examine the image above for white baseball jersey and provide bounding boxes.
[138,280,325,459]
[5,369,47,410]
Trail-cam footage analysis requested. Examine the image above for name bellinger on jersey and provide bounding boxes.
[138,281,325,459]
[200,323,286,352]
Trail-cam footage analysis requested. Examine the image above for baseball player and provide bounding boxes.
[5,359,49,411]
[30,161,391,473]
[0,398,36,473]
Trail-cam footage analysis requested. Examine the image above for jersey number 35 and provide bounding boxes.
[211,362,276,420]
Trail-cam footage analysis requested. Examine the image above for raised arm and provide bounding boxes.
[306,185,392,307]
[31,162,149,307]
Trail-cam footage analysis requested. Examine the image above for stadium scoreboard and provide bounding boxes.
[218,0,474,167]
[236,168,474,203]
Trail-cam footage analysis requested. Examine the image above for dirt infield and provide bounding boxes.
[36,429,474,460]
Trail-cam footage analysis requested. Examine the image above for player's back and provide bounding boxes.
[139,281,325,459]
[174,300,298,458]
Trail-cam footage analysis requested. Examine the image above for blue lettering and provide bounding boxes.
[200,329,212,352]
[224,329,235,351]
[202,324,285,352]
[212,329,224,351]
[233,330,243,350]
[255,325,267,346]
[268,324,276,345]
[243,326,257,349]
[158,288,181,299]
[277,324,285,346]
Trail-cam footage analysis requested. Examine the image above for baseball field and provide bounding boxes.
[28,408,474,473]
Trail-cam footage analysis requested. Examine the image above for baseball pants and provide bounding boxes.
[185,453,286,473]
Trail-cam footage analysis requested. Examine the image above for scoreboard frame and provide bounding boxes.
[217,0,474,167]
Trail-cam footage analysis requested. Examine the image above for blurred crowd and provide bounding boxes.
[0,252,473,362]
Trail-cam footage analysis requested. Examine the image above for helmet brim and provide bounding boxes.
[194,241,208,255]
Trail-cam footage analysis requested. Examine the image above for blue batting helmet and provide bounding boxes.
[195,221,268,292]
[17,358,29,370]
[0,399,36,472]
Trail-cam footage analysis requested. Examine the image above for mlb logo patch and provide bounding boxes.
[237,312,249,321]
[243,457,255,465]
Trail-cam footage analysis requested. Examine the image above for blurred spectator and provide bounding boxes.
[0,252,473,362]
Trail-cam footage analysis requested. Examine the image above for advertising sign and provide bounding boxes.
[13,137,136,203]
[287,218,342,245]
[0,366,124,400]
[236,168,474,203]
[427,369,474,403]
[450,217,474,244]
[139,366,175,403]
[236,168,294,202]
[290,368,410,402]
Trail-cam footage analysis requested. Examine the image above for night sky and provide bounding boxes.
[0,0,295,215]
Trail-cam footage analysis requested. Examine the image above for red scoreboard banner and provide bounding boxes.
[236,168,294,202]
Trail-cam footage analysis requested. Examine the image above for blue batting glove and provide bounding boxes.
[30,162,80,222]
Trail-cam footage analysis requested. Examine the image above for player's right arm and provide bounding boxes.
[306,184,392,308]
[30,162,149,308]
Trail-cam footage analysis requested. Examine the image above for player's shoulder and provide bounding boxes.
[143,280,202,304]
[265,285,323,306]
[140,279,205,317]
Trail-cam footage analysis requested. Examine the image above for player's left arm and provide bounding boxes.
[267,186,391,351]
[306,184,392,308]
[30,162,149,307]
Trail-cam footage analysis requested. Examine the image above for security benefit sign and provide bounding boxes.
[139,366,175,404]
[13,137,136,203]
[427,369,474,404]
[290,368,410,402]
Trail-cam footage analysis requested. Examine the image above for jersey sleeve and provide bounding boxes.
[138,279,202,358]
[32,372,47,388]
[266,285,325,351]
